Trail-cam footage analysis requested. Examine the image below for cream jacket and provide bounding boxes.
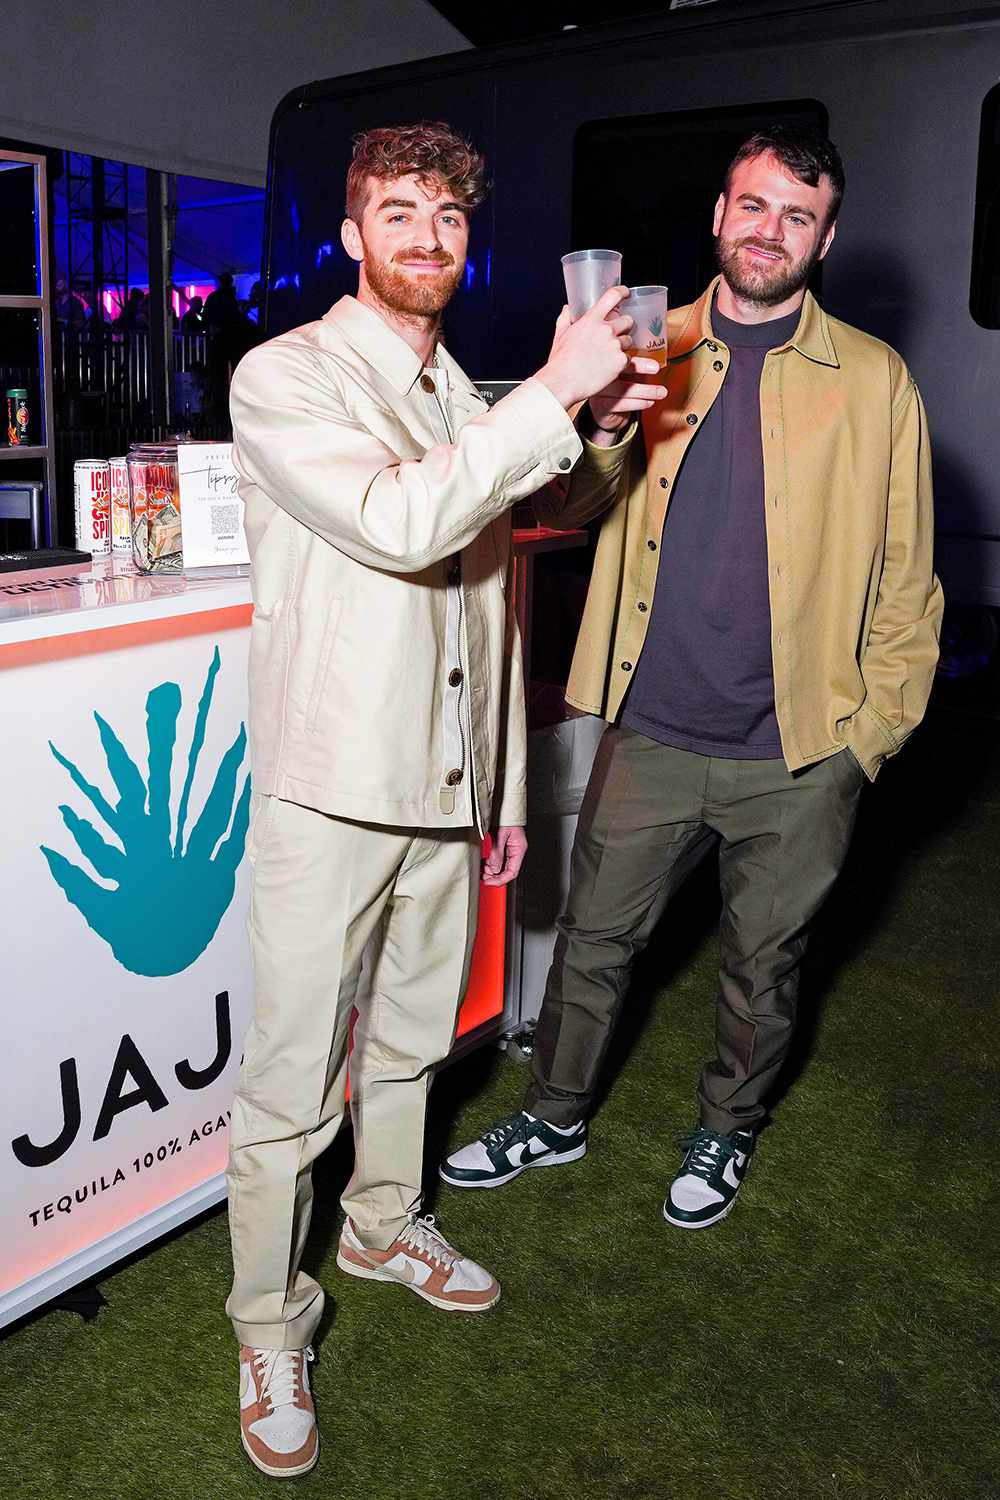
[535,280,943,780]
[231,296,581,829]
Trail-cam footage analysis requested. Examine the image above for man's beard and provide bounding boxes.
[363,245,463,317]
[715,232,821,307]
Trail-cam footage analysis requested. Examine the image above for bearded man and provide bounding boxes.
[442,127,942,1237]
[224,121,658,1478]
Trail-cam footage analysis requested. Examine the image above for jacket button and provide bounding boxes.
[445,768,463,786]
[420,374,436,393]
[448,668,463,687]
[713,360,724,371]
[686,413,698,426]
[558,456,572,470]
[707,341,718,352]
[621,661,633,672]
[659,476,668,489]
[637,601,647,612]
[647,539,657,550]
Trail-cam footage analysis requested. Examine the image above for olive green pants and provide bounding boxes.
[524,726,864,1135]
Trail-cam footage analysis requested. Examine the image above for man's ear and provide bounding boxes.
[712,192,726,237]
[818,217,837,263]
[341,218,364,264]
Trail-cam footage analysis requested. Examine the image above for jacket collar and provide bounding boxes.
[323,296,424,394]
[670,276,840,368]
[321,295,487,405]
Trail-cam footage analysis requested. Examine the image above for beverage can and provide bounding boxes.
[108,456,131,555]
[73,459,112,557]
[6,388,30,446]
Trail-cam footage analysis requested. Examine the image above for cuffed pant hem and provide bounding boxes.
[523,1089,589,1129]
[346,1213,413,1252]
[229,1314,321,1352]
[697,1102,767,1137]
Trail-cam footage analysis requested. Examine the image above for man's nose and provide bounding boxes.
[412,219,442,249]
[757,212,783,241]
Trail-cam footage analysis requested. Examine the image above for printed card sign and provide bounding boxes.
[178,443,250,569]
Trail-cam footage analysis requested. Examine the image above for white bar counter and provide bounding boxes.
[0,560,254,1329]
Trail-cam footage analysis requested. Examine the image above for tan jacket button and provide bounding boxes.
[445,768,463,786]
[659,477,668,489]
[686,413,698,426]
[558,456,572,470]
[621,661,633,672]
[420,374,435,393]
[448,668,463,687]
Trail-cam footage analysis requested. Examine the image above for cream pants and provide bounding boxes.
[226,793,480,1349]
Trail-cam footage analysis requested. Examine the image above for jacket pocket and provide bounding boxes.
[304,597,343,734]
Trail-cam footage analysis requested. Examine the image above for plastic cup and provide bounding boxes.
[620,285,668,368]
[561,248,623,320]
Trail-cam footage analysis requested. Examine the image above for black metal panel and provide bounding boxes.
[261,0,1000,602]
[264,77,494,377]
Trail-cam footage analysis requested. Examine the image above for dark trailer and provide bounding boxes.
[260,0,1000,632]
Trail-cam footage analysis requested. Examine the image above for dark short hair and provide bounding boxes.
[346,121,488,223]
[724,125,845,226]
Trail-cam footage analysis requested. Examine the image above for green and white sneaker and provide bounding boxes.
[439,1111,587,1189]
[663,1126,755,1230]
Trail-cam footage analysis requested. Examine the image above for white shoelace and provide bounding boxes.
[398,1215,460,1271]
[252,1346,314,1409]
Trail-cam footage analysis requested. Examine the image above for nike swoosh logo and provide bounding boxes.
[397,1260,417,1284]
[239,1371,250,1400]
[519,1139,552,1165]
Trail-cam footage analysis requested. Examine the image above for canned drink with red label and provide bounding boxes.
[108,456,131,555]
[73,459,112,557]
[6,388,29,446]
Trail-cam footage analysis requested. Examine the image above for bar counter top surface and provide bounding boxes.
[0,560,251,645]
[0,527,585,648]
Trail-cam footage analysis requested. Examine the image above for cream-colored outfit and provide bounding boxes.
[225,297,580,1349]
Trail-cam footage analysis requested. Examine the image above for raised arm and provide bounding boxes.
[232,287,638,575]
[231,344,582,573]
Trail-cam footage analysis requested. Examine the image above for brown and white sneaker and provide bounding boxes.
[239,1344,318,1478]
[336,1213,500,1312]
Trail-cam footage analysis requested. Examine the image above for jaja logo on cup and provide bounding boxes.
[40,646,251,977]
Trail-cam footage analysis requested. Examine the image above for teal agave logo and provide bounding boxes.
[41,646,251,978]
[648,315,664,341]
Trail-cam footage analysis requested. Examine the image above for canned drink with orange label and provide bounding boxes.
[6,388,29,445]
[73,459,111,557]
[108,456,131,555]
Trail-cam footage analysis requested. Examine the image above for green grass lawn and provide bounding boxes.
[4,707,999,1500]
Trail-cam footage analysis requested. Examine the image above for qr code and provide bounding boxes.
[211,503,240,538]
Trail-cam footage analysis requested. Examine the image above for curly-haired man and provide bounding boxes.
[224,120,663,1477]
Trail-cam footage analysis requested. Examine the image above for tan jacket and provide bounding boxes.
[230,296,581,829]
[536,279,944,779]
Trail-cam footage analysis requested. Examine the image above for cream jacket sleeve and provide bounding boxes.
[533,422,638,530]
[231,340,582,573]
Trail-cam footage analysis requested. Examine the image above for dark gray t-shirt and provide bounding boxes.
[621,300,800,759]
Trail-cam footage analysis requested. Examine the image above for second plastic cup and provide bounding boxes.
[620,285,669,367]
[561,248,623,320]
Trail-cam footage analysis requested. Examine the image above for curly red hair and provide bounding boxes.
[346,121,488,222]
